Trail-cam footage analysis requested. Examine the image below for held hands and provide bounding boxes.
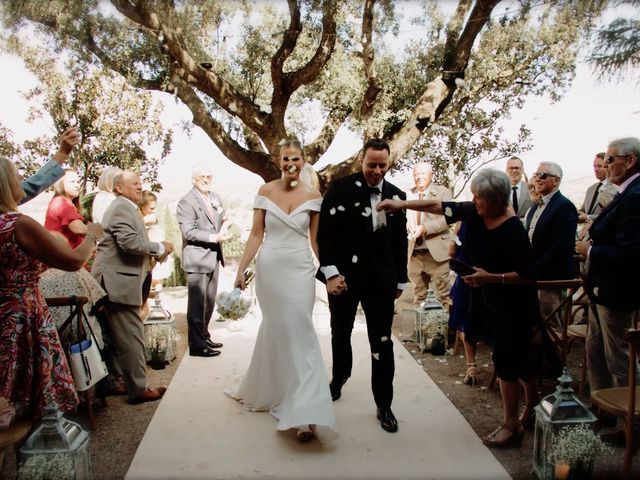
[327,275,347,295]
[575,239,592,258]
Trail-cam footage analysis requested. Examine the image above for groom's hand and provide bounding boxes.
[327,275,347,295]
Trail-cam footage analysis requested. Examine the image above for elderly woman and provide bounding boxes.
[0,157,102,422]
[92,166,122,224]
[44,168,87,248]
[378,168,538,448]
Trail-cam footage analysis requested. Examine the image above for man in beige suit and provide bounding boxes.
[92,171,174,404]
[406,162,452,308]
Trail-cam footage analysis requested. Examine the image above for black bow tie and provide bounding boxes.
[367,186,381,195]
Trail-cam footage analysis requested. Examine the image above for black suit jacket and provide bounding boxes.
[525,190,578,280]
[587,175,640,310]
[318,172,408,297]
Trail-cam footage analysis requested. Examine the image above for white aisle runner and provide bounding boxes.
[126,286,510,480]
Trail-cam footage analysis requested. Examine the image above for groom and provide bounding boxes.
[318,138,408,433]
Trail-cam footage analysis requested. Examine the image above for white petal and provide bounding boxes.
[330,207,336,215]
[372,353,379,361]
[288,165,298,173]
[453,234,462,246]
[290,180,298,187]
[465,121,472,131]
[351,255,358,263]
[444,207,453,217]
[593,286,599,296]
[454,78,467,88]
[337,205,345,211]
[380,336,389,342]
[362,207,372,217]
[354,202,360,207]
[392,195,400,201]
[355,180,362,187]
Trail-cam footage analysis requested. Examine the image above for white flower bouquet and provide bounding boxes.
[216,288,252,320]
[18,453,74,480]
[422,311,449,338]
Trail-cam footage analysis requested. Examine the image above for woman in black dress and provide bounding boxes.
[378,168,538,449]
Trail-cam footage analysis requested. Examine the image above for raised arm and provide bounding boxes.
[14,214,100,271]
[377,198,444,215]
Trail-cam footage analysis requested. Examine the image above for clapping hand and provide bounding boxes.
[87,222,104,239]
[157,241,175,263]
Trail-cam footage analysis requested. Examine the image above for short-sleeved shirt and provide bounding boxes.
[44,196,85,248]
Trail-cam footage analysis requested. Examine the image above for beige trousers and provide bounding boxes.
[408,249,452,307]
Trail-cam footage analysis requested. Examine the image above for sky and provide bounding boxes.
[1,2,639,202]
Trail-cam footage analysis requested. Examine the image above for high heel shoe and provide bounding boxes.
[519,406,536,429]
[462,363,479,386]
[296,424,316,443]
[482,424,525,449]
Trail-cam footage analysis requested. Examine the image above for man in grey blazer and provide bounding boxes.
[19,127,79,204]
[578,152,607,224]
[92,170,174,404]
[506,156,534,218]
[177,163,230,357]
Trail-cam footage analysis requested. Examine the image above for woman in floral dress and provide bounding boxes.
[0,158,103,421]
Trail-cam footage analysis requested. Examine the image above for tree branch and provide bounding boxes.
[359,0,382,119]
[305,106,352,165]
[270,0,301,116]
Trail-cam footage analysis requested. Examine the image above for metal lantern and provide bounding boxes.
[415,289,446,352]
[18,406,91,480]
[533,368,597,480]
[143,287,177,364]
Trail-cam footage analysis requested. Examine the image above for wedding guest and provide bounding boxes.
[1,157,102,422]
[506,156,533,219]
[318,138,408,433]
[91,171,173,404]
[44,169,88,248]
[19,127,80,205]
[578,152,607,224]
[176,164,229,357]
[378,168,538,448]
[525,162,578,327]
[405,162,452,309]
[576,137,640,446]
[92,166,122,224]
[226,138,337,443]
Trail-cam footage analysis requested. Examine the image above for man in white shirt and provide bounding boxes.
[506,156,533,219]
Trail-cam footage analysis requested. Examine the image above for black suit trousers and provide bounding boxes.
[186,268,220,349]
[328,286,395,409]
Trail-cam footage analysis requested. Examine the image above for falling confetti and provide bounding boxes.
[330,207,336,215]
[354,202,360,207]
[290,180,298,187]
[454,78,467,88]
[355,180,362,187]
[392,195,400,201]
[380,336,389,342]
[337,205,345,211]
[288,165,298,173]
[444,207,453,217]
[372,353,379,361]
[351,255,358,263]
[362,207,372,217]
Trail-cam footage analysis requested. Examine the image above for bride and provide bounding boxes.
[226,138,337,443]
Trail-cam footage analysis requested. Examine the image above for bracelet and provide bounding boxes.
[501,273,505,284]
[86,233,99,244]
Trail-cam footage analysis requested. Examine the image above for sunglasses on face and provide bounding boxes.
[533,172,558,180]
[604,154,633,164]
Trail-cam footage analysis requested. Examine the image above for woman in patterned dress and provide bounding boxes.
[0,157,103,422]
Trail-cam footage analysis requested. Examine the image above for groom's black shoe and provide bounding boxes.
[377,408,398,433]
[329,378,347,401]
[206,340,224,349]
[189,347,221,357]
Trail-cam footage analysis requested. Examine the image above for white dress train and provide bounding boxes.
[225,195,337,441]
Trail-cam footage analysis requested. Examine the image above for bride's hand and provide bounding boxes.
[234,273,246,290]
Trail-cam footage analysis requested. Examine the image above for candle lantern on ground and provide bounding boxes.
[18,406,91,480]
[533,368,597,480]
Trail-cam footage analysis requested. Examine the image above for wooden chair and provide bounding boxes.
[590,329,640,480]
[45,295,104,430]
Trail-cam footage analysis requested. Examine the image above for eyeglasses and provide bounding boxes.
[533,172,558,180]
[604,154,632,164]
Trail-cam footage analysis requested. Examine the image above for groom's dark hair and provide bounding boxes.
[363,138,390,155]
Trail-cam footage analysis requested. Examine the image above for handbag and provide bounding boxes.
[68,306,109,392]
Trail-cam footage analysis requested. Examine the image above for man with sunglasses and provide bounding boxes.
[576,138,640,446]
[526,162,579,326]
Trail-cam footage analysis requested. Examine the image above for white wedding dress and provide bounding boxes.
[225,195,337,441]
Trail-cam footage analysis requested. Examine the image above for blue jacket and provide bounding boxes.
[19,159,64,205]
[587,175,640,310]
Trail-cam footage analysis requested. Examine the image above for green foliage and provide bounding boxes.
[0,33,173,191]
[589,0,640,84]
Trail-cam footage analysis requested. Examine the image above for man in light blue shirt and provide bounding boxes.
[19,127,80,204]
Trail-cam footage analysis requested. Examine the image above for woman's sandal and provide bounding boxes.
[482,423,525,449]
[296,424,316,443]
[462,363,479,386]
